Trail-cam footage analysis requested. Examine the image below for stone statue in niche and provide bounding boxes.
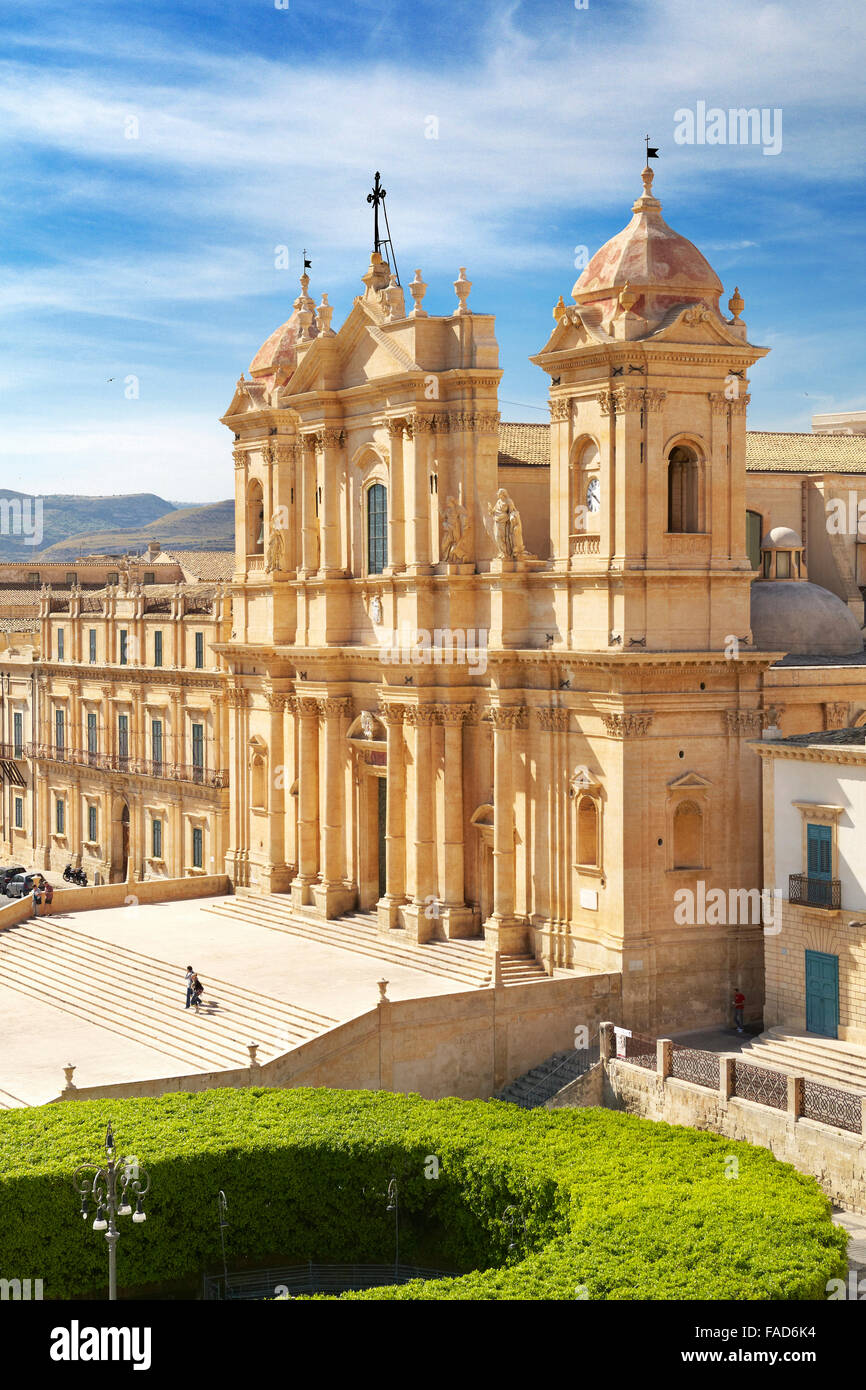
[487,488,533,559]
[441,496,471,562]
[370,595,383,624]
[266,527,286,572]
[360,710,376,740]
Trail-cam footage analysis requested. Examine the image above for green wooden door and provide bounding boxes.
[805,949,839,1038]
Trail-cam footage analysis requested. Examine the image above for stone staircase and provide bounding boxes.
[493,1047,599,1108]
[202,896,551,988]
[0,918,337,1075]
[740,1028,866,1094]
[0,1086,29,1109]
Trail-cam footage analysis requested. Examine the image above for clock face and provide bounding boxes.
[586,477,601,512]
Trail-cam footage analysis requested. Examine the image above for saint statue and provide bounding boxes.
[266,527,286,573]
[487,489,533,559]
[441,495,470,562]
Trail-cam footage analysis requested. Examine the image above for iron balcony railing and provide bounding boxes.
[789,873,841,910]
[0,742,26,761]
[26,743,228,789]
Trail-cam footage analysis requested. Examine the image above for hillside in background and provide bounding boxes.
[35,498,236,560]
[0,490,235,560]
[0,489,176,558]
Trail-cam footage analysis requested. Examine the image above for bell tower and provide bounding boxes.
[532,166,769,651]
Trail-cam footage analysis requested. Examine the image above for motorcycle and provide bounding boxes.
[63,863,75,883]
[63,864,88,886]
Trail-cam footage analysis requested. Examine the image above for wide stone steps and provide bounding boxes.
[740,1029,866,1094]
[203,896,499,986]
[0,1086,29,1109]
[0,918,336,1075]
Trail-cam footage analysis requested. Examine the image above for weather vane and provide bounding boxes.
[302,248,311,271]
[365,171,400,285]
[645,134,659,163]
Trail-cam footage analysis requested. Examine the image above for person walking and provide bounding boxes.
[733,988,746,1035]
[191,973,204,1013]
[42,881,54,916]
[31,880,42,919]
[184,966,195,1010]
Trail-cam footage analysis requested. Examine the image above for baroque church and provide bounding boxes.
[219,164,866,1033]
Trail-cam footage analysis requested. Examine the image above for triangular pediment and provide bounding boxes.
[531,304,610,366]
[221,377,271,422]
[668,770,713,790]
[279,298,422,400]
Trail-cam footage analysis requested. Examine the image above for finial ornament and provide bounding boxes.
[618,280,638,313]
[453,267,472,316]
[409,268,428,317]
[728,286,745,321]
[316,293,335,335]
[641,165,654,196]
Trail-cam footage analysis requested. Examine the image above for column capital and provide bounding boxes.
[403,703,440,726]
[378,701,408,726]
[535,706,569,732]
[295,696,321,718]
[486,704,528,731]
[435,703,475,725]
[318,696,352,719]
[601,711,653,737]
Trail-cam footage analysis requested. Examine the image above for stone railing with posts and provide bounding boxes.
[602,1023,866,1137]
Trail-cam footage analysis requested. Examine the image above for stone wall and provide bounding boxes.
[53,970,622,1104]
[605,1055,866,1212]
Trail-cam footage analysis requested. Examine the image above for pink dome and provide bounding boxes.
[573,168,722,327]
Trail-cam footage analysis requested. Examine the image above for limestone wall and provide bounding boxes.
[606,1056,866,1212]
[52,970,622,1104]
[0,873,231,933]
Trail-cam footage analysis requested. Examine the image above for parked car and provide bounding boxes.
[0,866,27,895]
[4,872,46,900]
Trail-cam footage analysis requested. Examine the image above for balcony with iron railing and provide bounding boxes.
[0,742,26,761]
[789,873,841,910]
[26,743,228,789]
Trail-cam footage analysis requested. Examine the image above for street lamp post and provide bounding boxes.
[73,1122,151,1301]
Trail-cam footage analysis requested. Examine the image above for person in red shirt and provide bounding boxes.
[733,990,746,1034]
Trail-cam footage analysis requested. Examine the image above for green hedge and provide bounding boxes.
[0,1088,847,1299]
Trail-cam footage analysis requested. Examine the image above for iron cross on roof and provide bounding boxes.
[367,171,387,255]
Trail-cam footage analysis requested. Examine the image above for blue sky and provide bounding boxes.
[1,0,864,503]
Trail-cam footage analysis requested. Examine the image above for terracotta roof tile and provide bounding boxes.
[165,550,235,581]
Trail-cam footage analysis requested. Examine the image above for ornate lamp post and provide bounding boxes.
[385,1178,399,1278]
[73,1122,151,1301]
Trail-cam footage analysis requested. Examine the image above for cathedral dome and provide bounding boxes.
[572,167,723,326]
[249,272,318,381]
[751,580,864,657]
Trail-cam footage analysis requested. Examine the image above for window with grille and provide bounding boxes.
[367,483,388,574]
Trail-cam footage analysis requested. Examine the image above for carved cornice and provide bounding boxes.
[602,711,653,737]
[448,411,500,432]
[411,414,437,434]
[535,706,569,731]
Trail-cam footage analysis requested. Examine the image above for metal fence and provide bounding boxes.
[621,1033,657,1071]
[802,1079,862,1135]
[731,1059,788,1110]
[671,1044,718,1090]
[202,1261,454,1301]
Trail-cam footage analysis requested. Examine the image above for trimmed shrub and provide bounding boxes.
[0,1088,847,1299]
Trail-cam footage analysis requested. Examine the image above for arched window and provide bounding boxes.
[249,737,268,810]
[247,480,264,557]
[367,482,388,575]
[577,795,599,867]
[572,439,601,541]
[673,800,703,869]
[667,445,700,533]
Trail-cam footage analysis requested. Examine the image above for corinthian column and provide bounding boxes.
[317,427,344,577]
[438,705,475,939]
[291,697,320,907]
[385,419,406,573]
[377,702,407,929]
[312,696,353,918]
[401,703,438,942]
[407,416,433,573]
[299,436,318,576]
[486,704,528,954]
